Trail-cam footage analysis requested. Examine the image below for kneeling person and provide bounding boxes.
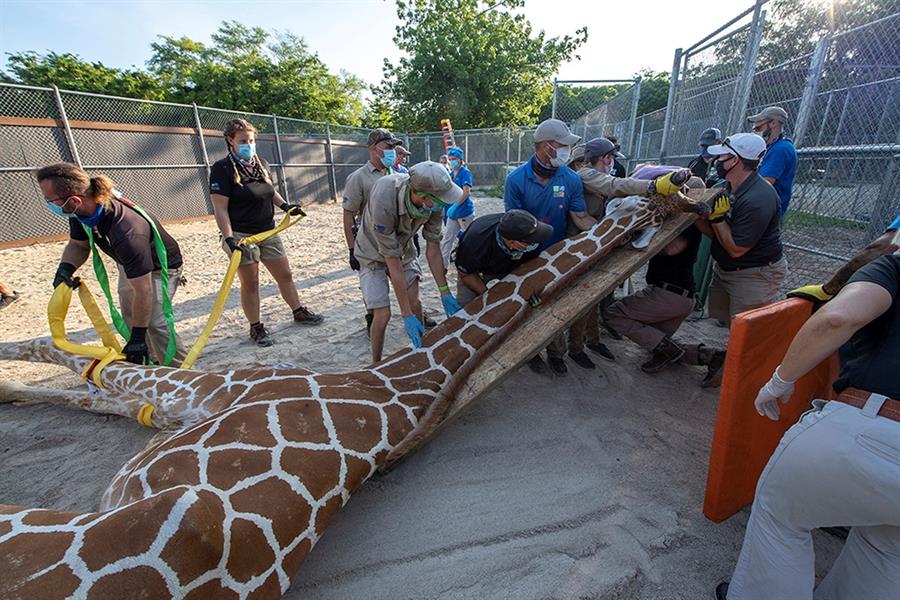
[354,162,465,362]
[455,209,553,306]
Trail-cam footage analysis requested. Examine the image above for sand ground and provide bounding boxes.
[0,196,841,599]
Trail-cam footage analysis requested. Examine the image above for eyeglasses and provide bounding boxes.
[425,193,450,207]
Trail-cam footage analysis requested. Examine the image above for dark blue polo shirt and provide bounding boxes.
[503,158,585,249]
[759,135,797,216]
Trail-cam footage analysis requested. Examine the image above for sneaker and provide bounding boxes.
[365,312,374,338]
[701,350,727,388]
[547,356,568,375]
[0,292,19,310]
[250,323,274,347]
[527,355,548,375]
[293,305,324,325]
[568,351,596,369]
[586,340,615,361]
[641,337,685,374]
[714,581,729,600]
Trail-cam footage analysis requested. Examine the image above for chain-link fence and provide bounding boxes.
[0,83,369,245]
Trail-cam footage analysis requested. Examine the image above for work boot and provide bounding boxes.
[293,305,324,325]
[547,355,568,376]
[701,349,727,388]
[365,312,374,338]
[586,340,615,361]
[527,355,548,375]
[641,337,685,373]
[250,322,274,347]
[568,351,596,370]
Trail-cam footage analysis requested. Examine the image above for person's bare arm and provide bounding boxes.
[778,281,893,381]
[127,273,154,328]
[459,184,471,204]
[663,235,689,256]
[424,240,450,295]
[459,272,487,295]
[569,211,598,232]
[343,210,357,250]
[822,230,899,295]
[711,221,751,258]
[60,239,90,269]
[211,193,233,239]
[384,255,414,316]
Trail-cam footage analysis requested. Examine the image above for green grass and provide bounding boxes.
[783,210,867,230]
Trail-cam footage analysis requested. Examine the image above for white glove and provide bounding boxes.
[754,366,795,421]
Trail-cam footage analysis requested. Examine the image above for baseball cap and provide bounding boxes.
[568,144,586,165]
[584,137,615,163]
[698,127,721,147]
[447,146,464,159]
[533,119,580,145]
[409,161,465,206]
[707,133,767,161]
[396,145,411,156]
[367,128,402,147]
[747,106,789,124]
[499,209,554,244]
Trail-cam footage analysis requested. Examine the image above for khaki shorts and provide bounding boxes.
[709,257,788,324]
[358,258,422,310]
[222,231,286,266]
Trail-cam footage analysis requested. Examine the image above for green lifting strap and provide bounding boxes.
[82,197,178,366]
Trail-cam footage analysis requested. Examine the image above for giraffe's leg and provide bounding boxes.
[0,337,94,376]
[0,380,142,418]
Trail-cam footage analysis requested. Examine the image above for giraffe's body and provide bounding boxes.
[0,195,699,599]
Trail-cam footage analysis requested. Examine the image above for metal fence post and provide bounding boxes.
[192,103,211,180]
[793,34,831,147]
[659,48,683,162]
[52,85,82,167]
[425,135,431,161]
[726,1,767,135]
[464,134,469,157]
[324,122,338,202]
[551,77,558,119]
[626,76,642,156]
[272,116,292,203]
[505,127,511,170]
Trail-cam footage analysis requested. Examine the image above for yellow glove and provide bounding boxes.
[786,284,833,304]
[653,171,684,196]
[708,192,731,223]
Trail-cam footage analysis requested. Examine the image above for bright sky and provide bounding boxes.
[1,0,753,87]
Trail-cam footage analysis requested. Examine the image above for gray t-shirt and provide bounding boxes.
[711,172,783,269]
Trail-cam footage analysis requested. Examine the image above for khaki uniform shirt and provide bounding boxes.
[342,161,388,225]
[569,166,650,235]
[353,173,443,266]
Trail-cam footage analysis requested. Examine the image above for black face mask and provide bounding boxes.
[715,157,734,179]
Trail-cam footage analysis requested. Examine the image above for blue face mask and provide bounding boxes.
[236,143,256,161]
[381,148,396,170]
[46,196,76,218]
[449,159,460,170]
[76,204,105,228]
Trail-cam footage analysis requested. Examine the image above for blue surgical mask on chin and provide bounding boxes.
[381,148,396,170]
[236,143,256,161]
[76,204,105,228]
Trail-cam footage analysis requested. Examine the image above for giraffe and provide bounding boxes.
[0,192,703,599]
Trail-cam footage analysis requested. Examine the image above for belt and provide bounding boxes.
[718,255,784,272]
[656,282,694,298]
[835,387,900,423]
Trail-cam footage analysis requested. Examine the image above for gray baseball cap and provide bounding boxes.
[409,161,465,206]
[499,209,554,244]
[569,144,586,165]
[747,106,789,124]
[367,128,402,147]
[533,119,580,145]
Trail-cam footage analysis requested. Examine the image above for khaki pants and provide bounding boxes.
[117,265,187,366]
[604,285,695,352]
[708,257,788,324]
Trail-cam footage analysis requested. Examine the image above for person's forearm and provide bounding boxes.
[460,272,487,294]
[60,241,90,269]
[694,218,714,237]
[128,274,153,328]
[343,210,357,250]
[425,241,449,293]
[272,191,285,209]
[711,221,748,257]
[211,197,233,239]
[384,256,413,316]
[459,186,471,204]
[571,213,598,232]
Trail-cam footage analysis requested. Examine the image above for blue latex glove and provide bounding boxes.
[403,314,425,348]
[441,294,463,318]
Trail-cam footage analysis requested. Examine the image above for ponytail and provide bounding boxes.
[89,175,115,206]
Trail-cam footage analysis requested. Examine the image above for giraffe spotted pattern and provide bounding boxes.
[0,195,697,599]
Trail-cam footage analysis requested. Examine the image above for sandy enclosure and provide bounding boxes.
[0,196,841,599]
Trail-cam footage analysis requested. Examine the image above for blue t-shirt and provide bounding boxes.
[888,211,900,232]
[759,135,797,217]
[446,165,474,219]
[504,158,586,248]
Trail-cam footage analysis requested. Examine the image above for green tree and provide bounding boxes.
[634,69,670,116]
[382,0,587,131]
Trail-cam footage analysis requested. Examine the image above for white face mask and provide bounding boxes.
[550,145,570,168]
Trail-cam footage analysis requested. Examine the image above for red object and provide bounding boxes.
[702,298,840,523]
[440,118,456,152]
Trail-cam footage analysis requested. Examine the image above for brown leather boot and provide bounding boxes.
[640,337,685,373]
[701,350,727,388]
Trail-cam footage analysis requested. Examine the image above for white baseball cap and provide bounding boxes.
[408,161,465,206]
[707,133,767,161]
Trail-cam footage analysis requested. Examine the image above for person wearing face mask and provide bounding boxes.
[394,145,411,174]
[440,146,475,269]
[687,127,722,187]
[343,128,404,335]
[353,161,466,362]
[210,118,322,348]
[504,118,597,376]
[604,136,627,178]
[693,133,787,327]
[37,162,186,366]
[748,106,797,218]
[454,209,553,306]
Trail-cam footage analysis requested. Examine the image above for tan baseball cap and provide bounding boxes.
[533,118,580,145]
[747,106,789,124]
[408,161,465,206]
[568,144,586,165]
